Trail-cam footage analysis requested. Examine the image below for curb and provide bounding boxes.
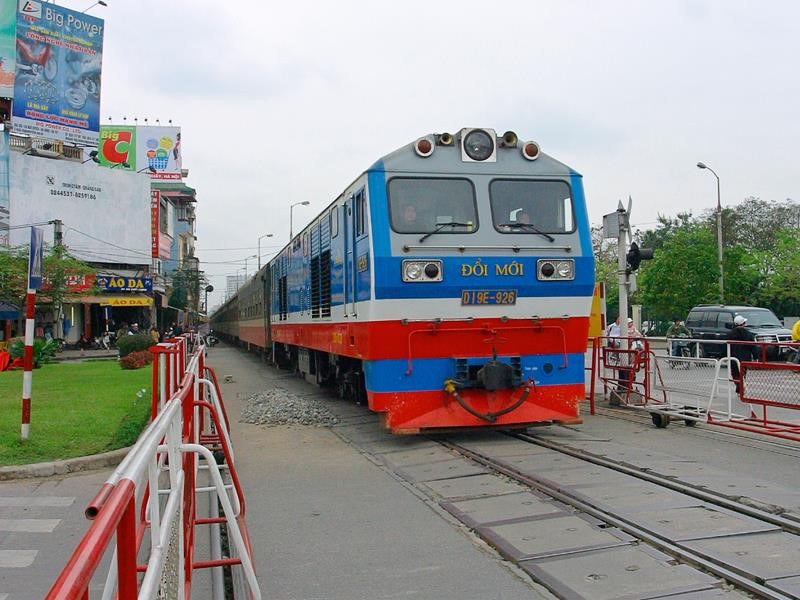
[0,446,132,481]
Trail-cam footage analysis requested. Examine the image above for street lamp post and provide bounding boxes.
[289,201,311,241]
[243,254,257,278]
[257,233,273,270]
[696,162,724,304]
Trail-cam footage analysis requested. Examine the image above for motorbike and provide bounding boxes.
[206,331,219,347]
[668,334,695,368]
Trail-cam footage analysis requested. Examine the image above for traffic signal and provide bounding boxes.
[626,242,654,273]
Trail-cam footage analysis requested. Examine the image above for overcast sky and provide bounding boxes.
[57,0,800,309]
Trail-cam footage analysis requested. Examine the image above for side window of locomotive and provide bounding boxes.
[355,191,367,237]
[388,178,477,234]
[330,206,339,238]
[489,179,574,233]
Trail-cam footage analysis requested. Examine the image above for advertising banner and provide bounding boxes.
[0,3,15,98]
[0,131,9,246]
[99,125,182,180]
[9,153,151,264]
[12,0,103,146]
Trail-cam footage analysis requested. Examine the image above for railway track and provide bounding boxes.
[435,431,800,600]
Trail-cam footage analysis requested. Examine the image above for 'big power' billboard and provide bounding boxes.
[98,125,182,180]
[12,0,103,146]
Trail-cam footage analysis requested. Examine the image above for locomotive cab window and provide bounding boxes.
[489,180,574,234]
[388,178,477,234]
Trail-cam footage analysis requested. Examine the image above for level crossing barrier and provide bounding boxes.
[591,336,800,440]
[47,334,260,599]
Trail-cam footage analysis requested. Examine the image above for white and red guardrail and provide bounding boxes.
[47,335,260,599]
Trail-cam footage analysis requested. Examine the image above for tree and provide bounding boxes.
[753,228,800,316]
[0,244,95,336]
[591,225,619,318]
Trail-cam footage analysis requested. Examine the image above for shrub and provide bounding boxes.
[9,337,59,368]
[119,350,154,370]
[117,334,153,358]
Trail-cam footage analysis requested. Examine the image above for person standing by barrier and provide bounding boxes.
[728,315,755,394]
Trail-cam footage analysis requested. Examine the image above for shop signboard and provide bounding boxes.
[101,296,152,307]
[95,275,152,293]
[151,189,159,258]
[98,125,182,180]
[12,1,104,146]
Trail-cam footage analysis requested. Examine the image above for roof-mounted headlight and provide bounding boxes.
[460,128,496,162]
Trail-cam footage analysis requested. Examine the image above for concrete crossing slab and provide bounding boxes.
[481,514,633,561]
[419,473,527,500]
[520,544,719,600]
[618,505,778,542]
[442,491,564,528]
[683,531,800,581]
[394,458,487,483]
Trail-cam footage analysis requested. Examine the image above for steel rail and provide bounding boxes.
[511,431,800,532]
[442,440,795,600]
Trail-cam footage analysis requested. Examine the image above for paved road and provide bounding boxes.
[0,470,110,599]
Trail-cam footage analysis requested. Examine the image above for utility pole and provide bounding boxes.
[616,205,629,343]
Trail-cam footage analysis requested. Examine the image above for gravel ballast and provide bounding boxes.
[241,388,340,427]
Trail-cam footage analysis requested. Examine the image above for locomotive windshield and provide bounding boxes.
[489,179,574,234]
[388,177,478,234]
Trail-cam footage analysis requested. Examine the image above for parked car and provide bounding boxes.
[685,305,792,360]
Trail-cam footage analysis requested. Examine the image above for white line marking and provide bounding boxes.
[0,550,37,568]
[0,497,74,508]
[0,519,60,533]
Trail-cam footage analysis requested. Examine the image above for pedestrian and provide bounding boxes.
[727,315,755,394]
[150,326,160,344]
[101,331,110,350]
[606,315,621,348]
[79,333,89,356]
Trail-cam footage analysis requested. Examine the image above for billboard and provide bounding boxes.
[0,131,8,246]
[12,0,103,146]
[0,3,14,98]
[99,125,182,180]
[9,153,151,265]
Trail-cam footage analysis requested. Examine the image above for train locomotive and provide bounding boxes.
[212,128,595,433]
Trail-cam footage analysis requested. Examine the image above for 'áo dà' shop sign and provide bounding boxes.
[95,275,153,292]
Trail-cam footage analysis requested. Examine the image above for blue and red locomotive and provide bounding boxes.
[212,128,595,433]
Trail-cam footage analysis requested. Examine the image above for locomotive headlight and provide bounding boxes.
[405,263,422,280]
[556,261,574,279]
[460,128,497,162]
[402,259,443,282]
[538,258,575,280]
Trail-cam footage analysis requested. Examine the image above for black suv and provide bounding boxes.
[685,305,792,359]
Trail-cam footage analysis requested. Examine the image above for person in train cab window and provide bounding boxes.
[401,204,418,228]
[517,210,531,224]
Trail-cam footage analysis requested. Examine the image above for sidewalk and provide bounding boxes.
[52,348,118,361]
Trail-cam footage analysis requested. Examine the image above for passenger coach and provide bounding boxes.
[212,128,595,433]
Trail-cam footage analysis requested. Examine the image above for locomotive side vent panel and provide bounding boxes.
[311,256,321,318]
[321,250,332,317]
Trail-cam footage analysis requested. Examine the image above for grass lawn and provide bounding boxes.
[0,360,152,466]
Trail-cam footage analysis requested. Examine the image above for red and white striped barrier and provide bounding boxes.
[47,334,260,599]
